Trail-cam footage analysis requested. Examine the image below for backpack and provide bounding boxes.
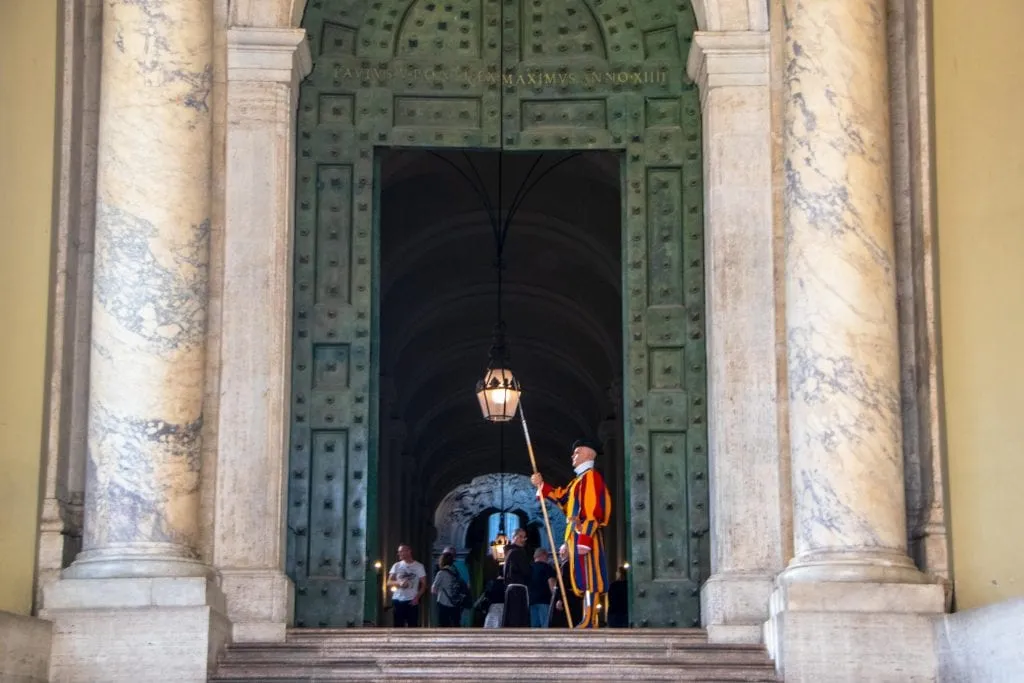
[444,568,473,610]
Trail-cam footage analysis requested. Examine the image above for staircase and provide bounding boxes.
[211,628,779,682]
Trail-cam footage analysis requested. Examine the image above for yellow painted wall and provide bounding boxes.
[0,0,58,614]
[935,0,1024,610]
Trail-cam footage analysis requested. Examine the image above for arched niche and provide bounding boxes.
[433,473,567,555]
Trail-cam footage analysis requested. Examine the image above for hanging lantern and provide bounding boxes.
[490,530,509,563]
[476,366,521,422]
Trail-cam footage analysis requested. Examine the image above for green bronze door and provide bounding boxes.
[290,0,708,628]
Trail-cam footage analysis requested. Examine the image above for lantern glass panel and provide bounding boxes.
[476,367,521,421]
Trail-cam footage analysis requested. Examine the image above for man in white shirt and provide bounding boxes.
[387,544,426,627]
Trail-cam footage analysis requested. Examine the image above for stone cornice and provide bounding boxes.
[227,27,312,87]
[687,30,769,101]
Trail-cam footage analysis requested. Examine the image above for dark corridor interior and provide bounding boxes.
[376,149,626,597]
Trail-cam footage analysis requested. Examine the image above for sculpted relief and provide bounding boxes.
[433,473,567,553]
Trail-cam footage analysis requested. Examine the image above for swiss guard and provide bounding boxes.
[531,438,612,628]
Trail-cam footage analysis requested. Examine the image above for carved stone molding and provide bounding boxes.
[687,31,770,108]
[226,27,311,88]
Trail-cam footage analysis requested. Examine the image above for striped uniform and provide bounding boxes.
[539,465,612,628]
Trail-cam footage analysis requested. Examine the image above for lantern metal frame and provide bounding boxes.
[474,324,521,422]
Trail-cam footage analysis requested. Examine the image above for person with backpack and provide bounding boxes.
[431,550,471,626]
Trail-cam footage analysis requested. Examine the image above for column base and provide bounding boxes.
[766,579,946,682]
[220,569,294,642]
[701,571,776,644]
[41,576,229,683]
[779,548,933,585]
[62,542,213,579]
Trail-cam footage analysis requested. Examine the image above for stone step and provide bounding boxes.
[214,663,774,679]
[212,629,779,682]
[286,627,707,636]
[280,627,712,647]
[220,648,771,666]
[285,627,709,637]
[264,634,716,651]
[211,663,778,682]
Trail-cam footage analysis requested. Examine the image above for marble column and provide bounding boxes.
[65,0,214,580]
[42,4,231,681]
[768,2,944,679]
[780,0,924,586]
[214,26,310,642]
[687,31,786,644]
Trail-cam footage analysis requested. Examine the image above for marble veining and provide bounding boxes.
[85,406,203,547]
[93,202,208,353]
[77,0,213,571]
[120,0,174,21]
[782,0,910,560]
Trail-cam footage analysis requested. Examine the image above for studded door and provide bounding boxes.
[292,0,707,628]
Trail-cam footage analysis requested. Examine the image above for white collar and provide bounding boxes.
[574,460,595,476]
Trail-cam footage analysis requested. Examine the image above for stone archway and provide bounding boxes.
[284,0,717,629]
[432,473,567,556]
[228,0,767,33]
[216,0,784,642]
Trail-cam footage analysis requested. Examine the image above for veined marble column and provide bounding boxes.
[780,0,923,585]
[66,0,213,579]
[767,3,944,678]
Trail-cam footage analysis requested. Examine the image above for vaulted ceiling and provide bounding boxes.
[378,150,622,509]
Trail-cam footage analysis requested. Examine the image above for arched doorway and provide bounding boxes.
[286,0,709,629]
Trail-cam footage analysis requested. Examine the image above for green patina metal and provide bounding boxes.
[289,0,708,629]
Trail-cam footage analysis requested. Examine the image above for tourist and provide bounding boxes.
[528,548,556,628]
[387,544,426,627]
[431,551,464,627]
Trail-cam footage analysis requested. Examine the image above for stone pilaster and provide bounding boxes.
[687,31,786,645]
[213,26,310,643]
[36,0,101,606]
[768,1,943,679]
[42,3,229,681]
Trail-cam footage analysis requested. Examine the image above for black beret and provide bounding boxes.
[570,438,602,455]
